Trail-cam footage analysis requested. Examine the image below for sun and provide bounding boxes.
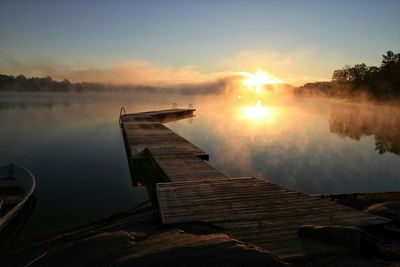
[238,69,282,93]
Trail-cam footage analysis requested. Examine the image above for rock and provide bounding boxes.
[114,229,290,267]
[365,202,400,222]
[298,225,364,254]
[1,229,290,267]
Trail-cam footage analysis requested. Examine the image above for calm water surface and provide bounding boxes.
[169,97,400,194]
[1,92,399,237]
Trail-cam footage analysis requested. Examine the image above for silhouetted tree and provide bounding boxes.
[381,51,400,70]
[332,68,348,81]
[351,64,369,82]
[329,51,400,99]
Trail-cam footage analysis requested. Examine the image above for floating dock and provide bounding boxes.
[120,108,389,261]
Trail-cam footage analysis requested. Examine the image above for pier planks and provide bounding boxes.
[144,148,227,182]
[157,177,389,260]
[120,109,208,160]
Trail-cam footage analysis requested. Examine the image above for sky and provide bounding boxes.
[0,0,399,85]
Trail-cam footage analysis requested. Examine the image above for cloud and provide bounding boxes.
[0,57,226,85]
[67,61,217,85]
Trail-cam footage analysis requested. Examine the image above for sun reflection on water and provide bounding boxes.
[238,100,279,123]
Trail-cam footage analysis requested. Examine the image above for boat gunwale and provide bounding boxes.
[0,164,36,231]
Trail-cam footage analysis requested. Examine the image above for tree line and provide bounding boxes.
[0,74,161,93]
[0,74,97,92]
[0,73,229,95]
[296,51,400,100]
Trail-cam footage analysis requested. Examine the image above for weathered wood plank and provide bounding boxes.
[144,147,227,182]
[121,108,209,160]
[157,178,389,259]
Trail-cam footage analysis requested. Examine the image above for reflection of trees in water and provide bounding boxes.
[0,101,71,110]
[329,104,400,156]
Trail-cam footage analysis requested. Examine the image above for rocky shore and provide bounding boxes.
[1,193,400,267]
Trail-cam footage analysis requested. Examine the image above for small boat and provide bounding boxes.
[0,164,36,232]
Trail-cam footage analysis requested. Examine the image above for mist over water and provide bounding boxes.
[168,96,400,194]
[1,92,399,238]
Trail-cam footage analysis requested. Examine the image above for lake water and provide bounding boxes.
[1,92,400,238]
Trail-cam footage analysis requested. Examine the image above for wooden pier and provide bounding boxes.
[120,108,208,161]
[120,108,389,261]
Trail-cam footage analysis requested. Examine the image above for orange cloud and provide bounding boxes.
[1,58,232,85]
[66,61,218,85]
